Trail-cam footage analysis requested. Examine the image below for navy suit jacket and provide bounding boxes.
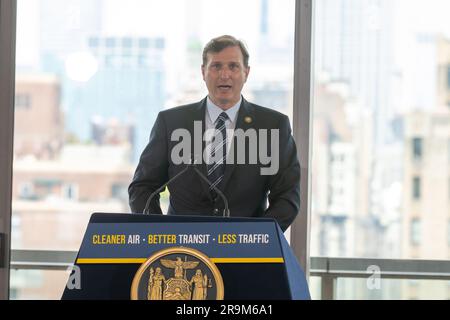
[128,97,300,231]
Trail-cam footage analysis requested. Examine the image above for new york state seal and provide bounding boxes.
[130,247,224,300]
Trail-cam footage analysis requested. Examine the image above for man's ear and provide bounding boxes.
[201,65,206,81]
[244,66,250,82]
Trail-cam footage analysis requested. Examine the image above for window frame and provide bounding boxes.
[0,0,314,297]
[291,0,313,278]
[0,0,16,300]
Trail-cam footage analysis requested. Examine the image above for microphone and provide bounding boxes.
[143,157,231,218]
[143,164,191,215]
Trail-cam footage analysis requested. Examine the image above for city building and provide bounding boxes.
[10,144,135,299]
[66,35,166,162]
[437,37,450,108]
[2,0,450,301]
[400,37,450,299]
[14,75,63,159]
[402,108,450,298]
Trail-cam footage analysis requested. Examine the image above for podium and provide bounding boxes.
[62,213,310,300]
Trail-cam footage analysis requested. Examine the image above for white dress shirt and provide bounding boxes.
[205,96,241,162]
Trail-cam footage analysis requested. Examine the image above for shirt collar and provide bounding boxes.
[206,96,241,124]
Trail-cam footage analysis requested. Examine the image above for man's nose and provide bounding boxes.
[219,67,232,79]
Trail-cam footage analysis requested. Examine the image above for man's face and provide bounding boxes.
[202,46,250,110]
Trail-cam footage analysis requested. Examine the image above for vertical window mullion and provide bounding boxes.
[0,0,17,300]
[291,0,314,278]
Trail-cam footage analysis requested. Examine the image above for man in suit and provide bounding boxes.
[128,35,300,231]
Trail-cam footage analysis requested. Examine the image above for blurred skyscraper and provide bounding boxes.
[33,0,166,161]
[38,0,103,74]
[67,35,165,161]
[400,37,450,299]
[250,0,294,116]
[313,0,400,261]
[315,0,395,145]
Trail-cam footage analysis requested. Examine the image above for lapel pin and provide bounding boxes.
[244,116,252,124]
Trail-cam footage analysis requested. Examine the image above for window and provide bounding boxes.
[311,0,450,264]
[411,219,421,246]
[105,37,116,48]
[15,94,30,109]
[111,183,128,201]
[412,137,423,161]
[18,182,34,200]
[154,38,164,50]
[447,65,450,90]
[413,177,421,200]
[88,37,99,48]
[138,55,148,67]
[122,37,132,48]
[11,0,295,299]
[138,38,149,49]
[61,183,79,201]
[448,138,450,163]
[448,219,450,246]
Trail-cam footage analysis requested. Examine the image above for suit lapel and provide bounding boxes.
[219,98,255,192]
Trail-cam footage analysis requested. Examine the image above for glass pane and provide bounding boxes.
[10,269,68,300]
[308,276,323,300]
[12,0,294,297]
[335,278,450,300]
[311,0,450,260]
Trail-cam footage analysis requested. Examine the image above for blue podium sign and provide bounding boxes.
[62,213,310,300]
[77,221,282,263]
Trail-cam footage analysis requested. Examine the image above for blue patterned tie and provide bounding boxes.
[207,112,229,191]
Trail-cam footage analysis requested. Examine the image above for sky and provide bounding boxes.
[397,0,450,36]
[16,0,450,64]
[15,0,294,66]
[15,0,450,101]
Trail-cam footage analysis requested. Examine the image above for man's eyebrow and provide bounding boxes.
[208,60,242,66]
[214,61,240,64]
